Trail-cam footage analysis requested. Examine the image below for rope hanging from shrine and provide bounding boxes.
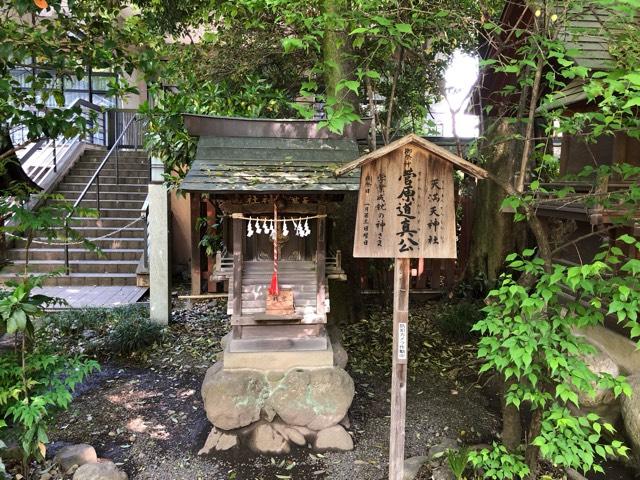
[231,209,325,301]
[269,203,279,296]
[232,214,326,239]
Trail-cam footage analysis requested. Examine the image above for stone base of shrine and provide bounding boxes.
[199,332,355,454]
[223,335,334,370]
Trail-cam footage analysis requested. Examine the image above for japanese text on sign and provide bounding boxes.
[397,322,408,361]
[353,145,457,258]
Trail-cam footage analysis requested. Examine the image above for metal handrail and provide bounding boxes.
[63,113,139,273]
[11,98,107,159]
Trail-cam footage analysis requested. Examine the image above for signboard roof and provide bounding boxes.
[334,133,488,179]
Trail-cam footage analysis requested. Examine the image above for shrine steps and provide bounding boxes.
[227,260,319,316]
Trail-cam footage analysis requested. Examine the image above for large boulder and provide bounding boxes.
[54,444,98,471]
[201,365,269,430]
[268,368,354,430]
[73,461,127,480]
[578,349,621,425]
[621,374,640,459]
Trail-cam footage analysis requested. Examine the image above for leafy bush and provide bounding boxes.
[45,308,109,335]
[436,301,484,340]
[0,351,99,467]
[472,236,639,476]
[106,315,164,355]
[0,276,99,476]
[41,304,164,357]
[468,443,530,479]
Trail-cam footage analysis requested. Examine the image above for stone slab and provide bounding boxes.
[223,337,334,371]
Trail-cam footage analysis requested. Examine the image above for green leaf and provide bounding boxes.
[619,234,636,245]
[349,27,368,35]
[623,97,640,109]
[395,23,412,34]
[12,309,27,331]
[281,37,304,54]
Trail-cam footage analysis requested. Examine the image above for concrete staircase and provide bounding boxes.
[1,149,149,286]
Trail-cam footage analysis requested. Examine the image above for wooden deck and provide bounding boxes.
[32,286,148,309]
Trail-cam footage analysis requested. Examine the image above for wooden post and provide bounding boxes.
[189,193,202,296]
[206,201,216,293]
[389,257,410,480]
[316,205,327,316]
[232,214,243,321]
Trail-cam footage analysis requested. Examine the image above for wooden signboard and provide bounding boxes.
[353,145,456,259]
[335,134,487,480]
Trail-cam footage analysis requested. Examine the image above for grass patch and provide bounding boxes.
[107,315,164,355]
[39,304,165,358]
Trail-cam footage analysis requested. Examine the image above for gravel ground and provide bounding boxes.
[42,298,502,480]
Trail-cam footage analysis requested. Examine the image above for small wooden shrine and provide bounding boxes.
[181,115,365,361]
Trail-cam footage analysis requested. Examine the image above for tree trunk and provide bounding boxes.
[321,0,357,107]
[502,377,523,451]
[0,127,39,194]
[465,117,527,285]
[525,408,543,479]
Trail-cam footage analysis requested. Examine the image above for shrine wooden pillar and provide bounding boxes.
[190,192,202,295]
[316,204,327,316]
[232,213,243,321]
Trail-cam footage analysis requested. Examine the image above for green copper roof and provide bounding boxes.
[180,136,360,193]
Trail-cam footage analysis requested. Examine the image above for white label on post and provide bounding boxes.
[398,322,408,361]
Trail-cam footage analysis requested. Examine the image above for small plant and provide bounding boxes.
[0,351,99,471]
[468,443,530,479]
[447,447,470,480]
[0,276,99,476]
[436,301,484,340]
[106,314,164,355]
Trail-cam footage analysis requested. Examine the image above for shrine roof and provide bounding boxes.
[180,136,361,193]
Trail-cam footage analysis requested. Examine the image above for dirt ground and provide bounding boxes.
[40,298,501,480]
[39,298,636,480]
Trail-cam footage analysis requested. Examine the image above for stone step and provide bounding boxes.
[3,259,140,274]
[69,208,143,219]
[81,151,147,158]
[68,168,150,178]
[56,190,148,201]
[11,236,144,249]
[63,175,149,185]
[64,217,144,228]
[48,199,145,210]
[58,183,148,193]
[7,248,144,262]
[0,272,138,287]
